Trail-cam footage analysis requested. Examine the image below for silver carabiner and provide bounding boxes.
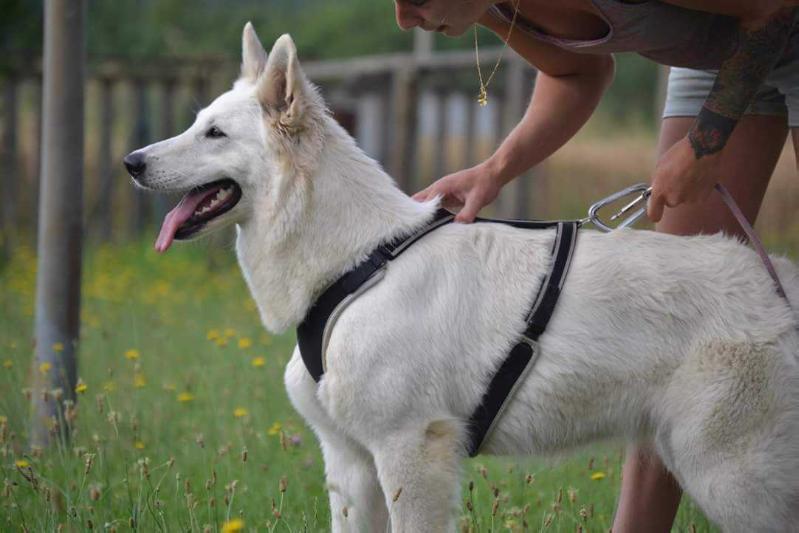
[585,183,651,232]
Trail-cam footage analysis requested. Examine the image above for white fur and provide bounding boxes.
[130,24,799,532]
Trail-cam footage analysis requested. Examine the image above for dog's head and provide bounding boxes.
[123,24,326,252]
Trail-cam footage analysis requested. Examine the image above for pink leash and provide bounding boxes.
[714,183,789,302]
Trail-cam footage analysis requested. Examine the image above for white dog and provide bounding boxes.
[125,23,799,532]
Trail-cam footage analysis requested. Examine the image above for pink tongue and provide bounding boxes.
[155,186,221,253]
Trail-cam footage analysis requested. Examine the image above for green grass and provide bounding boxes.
[1,237,718,532]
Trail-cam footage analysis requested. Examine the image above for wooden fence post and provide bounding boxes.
[130,78,150,236]
[31,0,86,448]
[432,88,449,181]
[1,77,18,260]
[96,77,115,241]
[501,55,528,219]
[388,65,418,192]
[154,78,176,220]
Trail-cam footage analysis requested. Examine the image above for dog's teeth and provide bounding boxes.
[193,186,233,217]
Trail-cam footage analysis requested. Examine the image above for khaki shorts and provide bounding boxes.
[663,58,799,128]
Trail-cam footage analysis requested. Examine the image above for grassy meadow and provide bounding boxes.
[8,129,799,531]
[3,234,719,532]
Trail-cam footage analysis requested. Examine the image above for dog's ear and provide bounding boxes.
[241,22,267,82]
[257,34,307,132]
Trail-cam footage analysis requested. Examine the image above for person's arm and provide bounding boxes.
[485,61,614,188]
[647,4,796,221]
[413,15,614,222]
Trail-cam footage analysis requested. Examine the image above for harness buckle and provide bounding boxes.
[586,183,651,232]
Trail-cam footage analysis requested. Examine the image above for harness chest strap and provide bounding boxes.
[296,210,579,457]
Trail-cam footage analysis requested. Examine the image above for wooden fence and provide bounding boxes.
[0,43,538,254]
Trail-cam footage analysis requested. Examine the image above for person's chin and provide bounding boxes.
[441,25,467,37]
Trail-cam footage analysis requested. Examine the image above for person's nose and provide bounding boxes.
[394,2,422,31]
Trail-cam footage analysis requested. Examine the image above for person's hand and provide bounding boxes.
[647,135,721,222]
[412,163,502,223]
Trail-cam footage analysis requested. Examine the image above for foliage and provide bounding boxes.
[0,238,718,531]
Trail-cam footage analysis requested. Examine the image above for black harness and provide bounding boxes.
[297,209,579,456]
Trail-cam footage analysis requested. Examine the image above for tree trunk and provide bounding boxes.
[31,0,85,448]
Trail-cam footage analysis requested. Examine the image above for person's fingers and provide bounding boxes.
[454,191,483,223]
[412,185,433,202]
[647,191,666,223]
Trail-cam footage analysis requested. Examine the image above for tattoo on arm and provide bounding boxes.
[689,8,796,159]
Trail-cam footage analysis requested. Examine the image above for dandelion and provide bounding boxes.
[221,518,244,533]
[233,407,248,418]
[3,359,12,369]
[267,421,282,436]
[177,392,195,403]
[590,471,606,481]
[238,337,253,349]
[15,459,29,468]
[39,362,52,374]
[52,342,64,352]
[124,349,140,360]
[133,373,147,388]
[251,356,265,367]
[223,328,236,338]
[75,379,88,394]
[134,440,145,450]
[206,329,220,341]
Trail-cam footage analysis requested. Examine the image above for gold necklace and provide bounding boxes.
[474,0,520,106]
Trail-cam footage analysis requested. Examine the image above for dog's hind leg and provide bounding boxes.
[656,337,799,532]
[371,419,464,533]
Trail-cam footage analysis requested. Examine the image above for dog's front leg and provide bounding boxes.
[372,421,463,532]
[319,429,389,533]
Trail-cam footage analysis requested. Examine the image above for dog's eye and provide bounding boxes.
[205,126,226,139]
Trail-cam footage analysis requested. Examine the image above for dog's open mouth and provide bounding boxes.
[155,178,242,253]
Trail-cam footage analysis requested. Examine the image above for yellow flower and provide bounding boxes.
[221,518,244,533]
[75,379,88,394]
[39,362,52,374]
[590,471,607,481]
[267,421,282,436]
[177,392,195,403]
[124,349,140,360]
[238,337,253,349]
[250,356,265,368]
[206,329,220,341]
[103,381,116,393]
[15,459,29,468]
[223,328,236,338]
[233,407,248,418]
[0,415,7,424]
[3,359,13,369]
[134,440,145,450]
[52,342,64,352]
[133,373,147,388]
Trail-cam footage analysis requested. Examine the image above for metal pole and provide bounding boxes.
[31,0,85,448]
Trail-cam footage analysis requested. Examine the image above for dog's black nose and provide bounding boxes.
[123,151,146,178]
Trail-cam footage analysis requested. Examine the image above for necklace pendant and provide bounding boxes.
[478,88,488,107]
